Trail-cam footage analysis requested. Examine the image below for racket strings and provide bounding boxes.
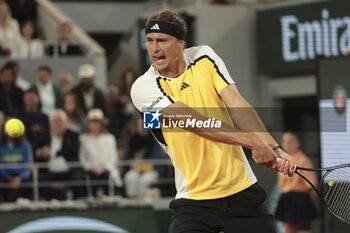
[326,175,350,221]
[328,178,350,220]
[322,167,350,222]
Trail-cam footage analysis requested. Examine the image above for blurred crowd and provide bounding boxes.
[0,0,85,58]
[0,60,166,202]
[0,0,168,203]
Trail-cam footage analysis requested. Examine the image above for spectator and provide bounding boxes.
[40,109,85,200]
[5,60,31,91]
[118,67,136,97]
[110,68,138,144]
[61,92,86,134]
[46,22,84,56]
[11,19,44,59]
[58,72,73,93]
[35,66,63,116]
[72,64,105,114]
[6,0,37,26]
[15,87,49,157]
[105,85,128,141]
[0,1,21,56]
[124,117,161,198]
[117,67,137,117]
[79,108,122,197]
[0,121,31,202]
[0,63,23,116]
[275,132,318,233]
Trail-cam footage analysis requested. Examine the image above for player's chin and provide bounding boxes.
[153,63,168,73]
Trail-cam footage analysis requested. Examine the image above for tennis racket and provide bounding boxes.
[278,159,350,224]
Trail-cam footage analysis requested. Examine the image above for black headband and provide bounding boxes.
[145,21,185,40]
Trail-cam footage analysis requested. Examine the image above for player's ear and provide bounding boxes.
[178,39,185,50]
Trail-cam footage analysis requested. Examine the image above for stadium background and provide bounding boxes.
[0,0,349,232]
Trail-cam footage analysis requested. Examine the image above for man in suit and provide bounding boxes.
[46,22,84,56]
[0,63,23,116]
[15,87,50,158]
[37,109,85,200]
[35,66,63,116]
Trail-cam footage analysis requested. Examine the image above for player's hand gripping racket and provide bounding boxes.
[277,158,350,224]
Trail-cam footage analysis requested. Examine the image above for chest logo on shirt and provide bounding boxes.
[181,82,190,90]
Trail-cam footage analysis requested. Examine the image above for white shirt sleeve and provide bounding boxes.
[130,73,176,112]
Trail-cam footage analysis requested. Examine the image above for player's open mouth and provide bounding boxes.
[153,56,166,65]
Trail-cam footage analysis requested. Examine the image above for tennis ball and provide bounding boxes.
[328,181,334,187]
[5,119,25,138]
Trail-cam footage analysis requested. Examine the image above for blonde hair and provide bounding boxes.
[0,2,13,28]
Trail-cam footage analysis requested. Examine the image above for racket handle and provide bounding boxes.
[276,157,297,172]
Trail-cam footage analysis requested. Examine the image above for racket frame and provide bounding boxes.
[294,164,350,224]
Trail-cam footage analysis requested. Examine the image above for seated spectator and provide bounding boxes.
[5,60,31,92]
[0,63,23,116]
[61,92,86,134]
[39,109,85,200]
[117,67,137,116]
[0,1,21,56]
[0,122,31,202]
[105,85,128,141]
[35,66,63,116]
[118,67,136,100]
[58,72,73,93]
[46,22,84,56]
[6,0,37,26]
[124,117,161,198]
[79,108,122,197]
[15,87,49,157]
[115,67,138,143]
[11,19,43,59]
[72,64,105,114]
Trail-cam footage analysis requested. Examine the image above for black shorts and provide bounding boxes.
[168,183,276,233]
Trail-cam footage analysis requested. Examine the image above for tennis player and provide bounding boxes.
[131,9,295,233]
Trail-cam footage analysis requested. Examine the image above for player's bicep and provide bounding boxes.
[219,84,251,109]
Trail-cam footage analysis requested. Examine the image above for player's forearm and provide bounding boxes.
[220,85,279,147]
[229,106,278,147]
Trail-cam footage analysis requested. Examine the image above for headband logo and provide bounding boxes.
[150,23,160,30]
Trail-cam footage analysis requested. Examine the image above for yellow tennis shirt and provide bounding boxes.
[131,45,257,200]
